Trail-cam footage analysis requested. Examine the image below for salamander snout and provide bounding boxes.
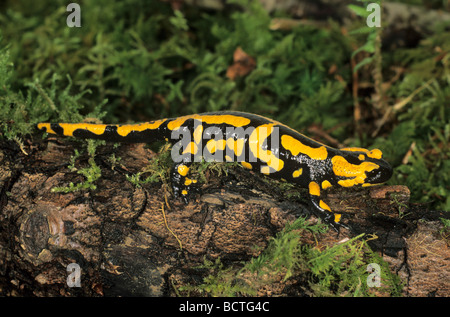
[365,158,393,184]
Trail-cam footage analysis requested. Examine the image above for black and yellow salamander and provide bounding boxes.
[37,111,393,229]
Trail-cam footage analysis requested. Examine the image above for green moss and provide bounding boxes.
[179,218,403,297]
[51,139,104,193]
[126,143,173,188]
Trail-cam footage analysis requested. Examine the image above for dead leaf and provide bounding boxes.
[226,47,256,80]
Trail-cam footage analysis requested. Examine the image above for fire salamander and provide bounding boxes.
[37,111,393,229]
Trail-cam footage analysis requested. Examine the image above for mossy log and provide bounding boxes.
[0,140,448,296]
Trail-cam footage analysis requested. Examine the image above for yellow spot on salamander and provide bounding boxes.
[281,135,328,160]
[321,180,332,189]
[226,138,245,157]
[60,123,108,136]
[341,147,383,159]
[167,117,191,131]
[181,190,188,196]
[341,147,368,152]
[367,149,382,159]
[201,115,251,127]
[193,124,203,144]
[248,124,284,173]
[260,166,271,175]
[292,168,303,178]
[206,139,226,154]
[241,162,252,169]
[334,213,342,223]
[182,142,198,155]
[319,200,331,211]
[338,178,363,187]
[177,165,189,177]
[167,114,251,130]
[309,182,320,196]
[116,120,165,137]
[37,123,55,134]
[332,155,379,188]
[184,178,198,186]
[358,154,365,161]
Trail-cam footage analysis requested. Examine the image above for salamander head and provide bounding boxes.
[331,147,393,188]
[364,157,393,185]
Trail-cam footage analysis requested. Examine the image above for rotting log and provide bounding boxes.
[0,140,448,296]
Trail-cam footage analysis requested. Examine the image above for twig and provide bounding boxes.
[160,202,182,250]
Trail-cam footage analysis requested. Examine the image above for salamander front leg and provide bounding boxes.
[170,161,196,204]
[308,181,343,232]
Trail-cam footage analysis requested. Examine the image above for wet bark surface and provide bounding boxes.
[0,139,448,296]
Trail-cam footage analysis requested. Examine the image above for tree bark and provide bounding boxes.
[0,139,448,296]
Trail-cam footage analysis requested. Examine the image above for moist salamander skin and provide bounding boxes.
[38,111,393,230]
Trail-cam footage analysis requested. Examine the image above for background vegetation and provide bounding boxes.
[1,0,448,211]
[0,0,448,296]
